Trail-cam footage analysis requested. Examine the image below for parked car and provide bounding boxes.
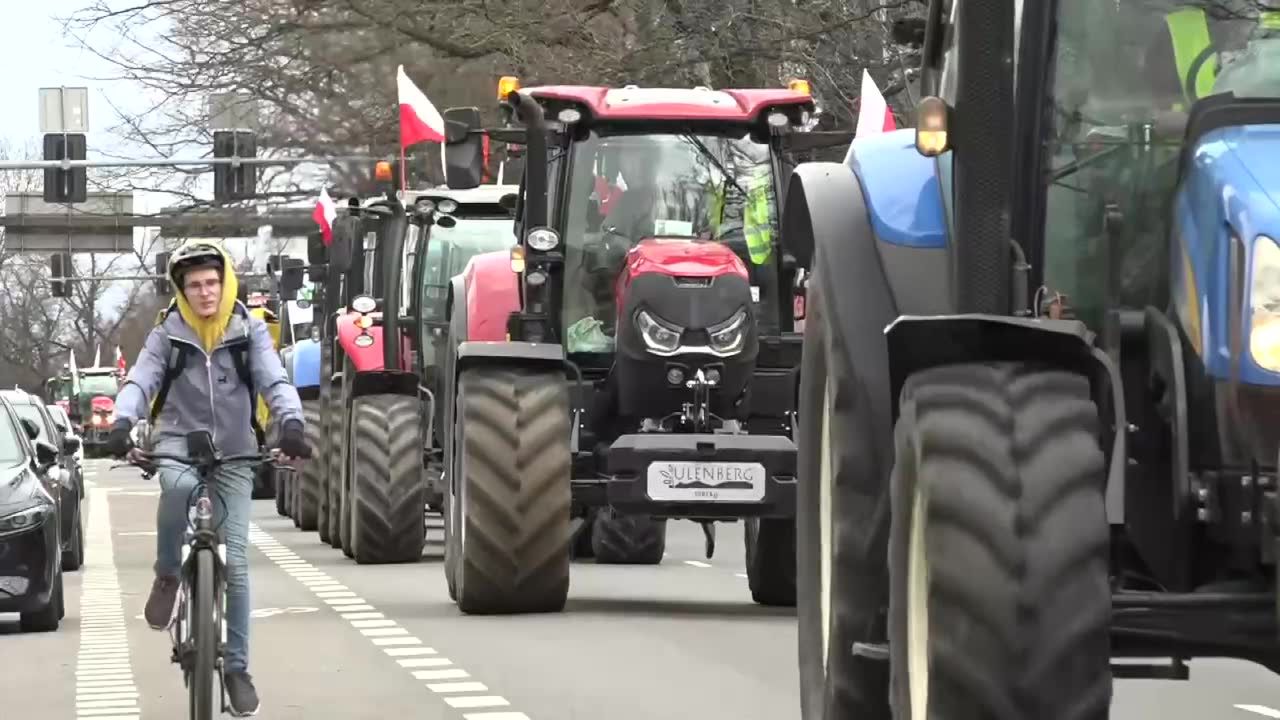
[0,392,66,631]
[1,390,84,571]
[46,404,84,470]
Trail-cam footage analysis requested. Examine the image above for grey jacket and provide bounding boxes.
[115,302,304,456]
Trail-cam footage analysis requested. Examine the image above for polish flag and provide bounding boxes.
[397,65,447,149]
[855,69,897,137]
[115,346,126,374]
[312,187,337,246]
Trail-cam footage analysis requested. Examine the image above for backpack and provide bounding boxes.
[150,301,264,440]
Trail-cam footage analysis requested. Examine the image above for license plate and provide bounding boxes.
[646,461,767,502]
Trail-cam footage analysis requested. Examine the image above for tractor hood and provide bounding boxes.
[1209,124,1280,237]
[621,238,749,281]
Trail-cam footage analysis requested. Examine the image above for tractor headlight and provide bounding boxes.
[707,308,748,356]
[527,228,560,252]
[635,309,683,355]
[1249,235,1280,372]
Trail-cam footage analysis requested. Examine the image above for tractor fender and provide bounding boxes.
[462,250,520,342]
[335,311,413,372]
[884,314,1127,525]
[447,269,566,370]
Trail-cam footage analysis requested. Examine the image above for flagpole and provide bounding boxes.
[400,146,408,194]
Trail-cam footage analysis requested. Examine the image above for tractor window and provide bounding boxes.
[1041,0,1261,328]
[561,130,776,350]
[80,375,120,397]
[417,217,514,369]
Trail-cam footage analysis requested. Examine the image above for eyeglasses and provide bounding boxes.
[184,278,222,295]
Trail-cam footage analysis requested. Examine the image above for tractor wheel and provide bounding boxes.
[590,512,665,565]
[294,400,322,531]
[451,366,571,614]
[744,517,795,606]
[338,360,355,558]
[347,394,426,564]
[797,274,891,720]
[326,391,345,550]
[251,462,275,499]
[888,362,1111,718]
[275,470,290,517]
[316,355,333,543]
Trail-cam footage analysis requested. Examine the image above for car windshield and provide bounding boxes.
[0,408,25,467]
[562,130,775,351]
[420,217,514,323]
[10,405,49,444]
[46,406,69,432]
[80,374,120,397]
[1043,0,1278,329]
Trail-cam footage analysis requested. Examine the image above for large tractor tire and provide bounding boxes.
[797,273,892,720]
[275,470,290,517]
[347,394,427,564]
[888,362,1111,718]
[744,517,795,606]
[326,391,345,550]
[447,366,571,614]
[294,400,322,531]
[251,462,275,499]
[590,512,665,565]
[316,357,334,543]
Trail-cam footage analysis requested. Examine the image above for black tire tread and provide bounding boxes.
[349,394,427,564]
[295,400,323,530]
[889,362,1111,719]
[191,549,217,720]
[455,367,571,614]
[591,513,665,565]
[745,517,796,606]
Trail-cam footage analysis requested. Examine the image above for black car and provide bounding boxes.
[0,390,84,572]
[0,392,66,631]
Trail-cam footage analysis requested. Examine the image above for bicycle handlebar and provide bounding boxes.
[131,451,270,468]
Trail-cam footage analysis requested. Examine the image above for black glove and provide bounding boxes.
[278,419,312,460]
[105,419,134,458]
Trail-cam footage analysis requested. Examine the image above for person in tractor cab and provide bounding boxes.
[103,240,311,717]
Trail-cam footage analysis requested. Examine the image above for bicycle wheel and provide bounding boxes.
[188,548,218,720]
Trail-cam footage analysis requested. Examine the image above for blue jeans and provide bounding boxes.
[154,445,255,673]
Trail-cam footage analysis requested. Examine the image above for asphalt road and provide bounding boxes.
[1,458,1278,719]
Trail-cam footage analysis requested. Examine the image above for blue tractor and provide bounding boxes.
[278,332,322,526]
[788,0,1280,716]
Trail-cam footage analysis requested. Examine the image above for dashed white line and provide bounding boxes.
[247,523,533,719]
[683,560,712,568]
[1238,705,1280,718]
[77,488,140,720]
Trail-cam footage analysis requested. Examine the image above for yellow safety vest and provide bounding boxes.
[706,168,775,266]
[1166,7,1217,107]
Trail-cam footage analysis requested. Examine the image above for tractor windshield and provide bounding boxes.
[1042,0,1277,328]
[419,217,514,325]
[561,129,775,351]
[79,374,120,397]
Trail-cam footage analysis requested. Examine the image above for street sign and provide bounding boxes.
[3,192,134,252]
[38,87,89,134]
[208,93,261,132]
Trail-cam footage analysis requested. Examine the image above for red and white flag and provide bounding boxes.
[312,187,337,246]
[855,69,897,137]
[397,65,446,149]
[115,346,126,373]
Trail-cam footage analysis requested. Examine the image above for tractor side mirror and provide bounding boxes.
[281,258,305,300]
[329,213,361,275]
[306,232,327,282]
[499,193,518,215]
[891,17,927,47]
[443,106,484,191]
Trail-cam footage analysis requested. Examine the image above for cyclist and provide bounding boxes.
[105,240,311,717]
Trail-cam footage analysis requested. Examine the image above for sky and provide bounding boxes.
[1,3,311,321]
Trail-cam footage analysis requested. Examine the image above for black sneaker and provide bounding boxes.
[143,575,180,630]
[224,671,260,717]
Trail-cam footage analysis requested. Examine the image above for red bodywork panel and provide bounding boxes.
[463,251,520,342]
[91,396,115,414]
[614,239,748,308]
[335,311,413,372]
[526,86,812,122]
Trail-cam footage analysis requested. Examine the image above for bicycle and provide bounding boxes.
[118,429,270,720]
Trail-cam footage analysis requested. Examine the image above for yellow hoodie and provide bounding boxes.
[170,240,240,353]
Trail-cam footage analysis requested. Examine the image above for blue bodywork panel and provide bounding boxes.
[1169,123,1280,386]
[290,339,321,389]
[844,129,949,249]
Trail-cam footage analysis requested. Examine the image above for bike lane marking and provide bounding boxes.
[247,523,532,720]
[76,488,141,720]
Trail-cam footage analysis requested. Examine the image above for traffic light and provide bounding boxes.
[154,252,171,296]
[49,253,72,298]
[213,130,257,202]
[42,134,87,203]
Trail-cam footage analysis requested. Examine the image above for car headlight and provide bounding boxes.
[1250,235,1280,372]
[0,505,50,537]
[635,309,683,354]
[707,308,749,356]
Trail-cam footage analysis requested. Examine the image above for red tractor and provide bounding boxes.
[437,78,850,613]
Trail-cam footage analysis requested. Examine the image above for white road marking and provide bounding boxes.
[1238,705,1280,718]
[683,560,711,568]
[247,523,526,718]
[77,489,140,720]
